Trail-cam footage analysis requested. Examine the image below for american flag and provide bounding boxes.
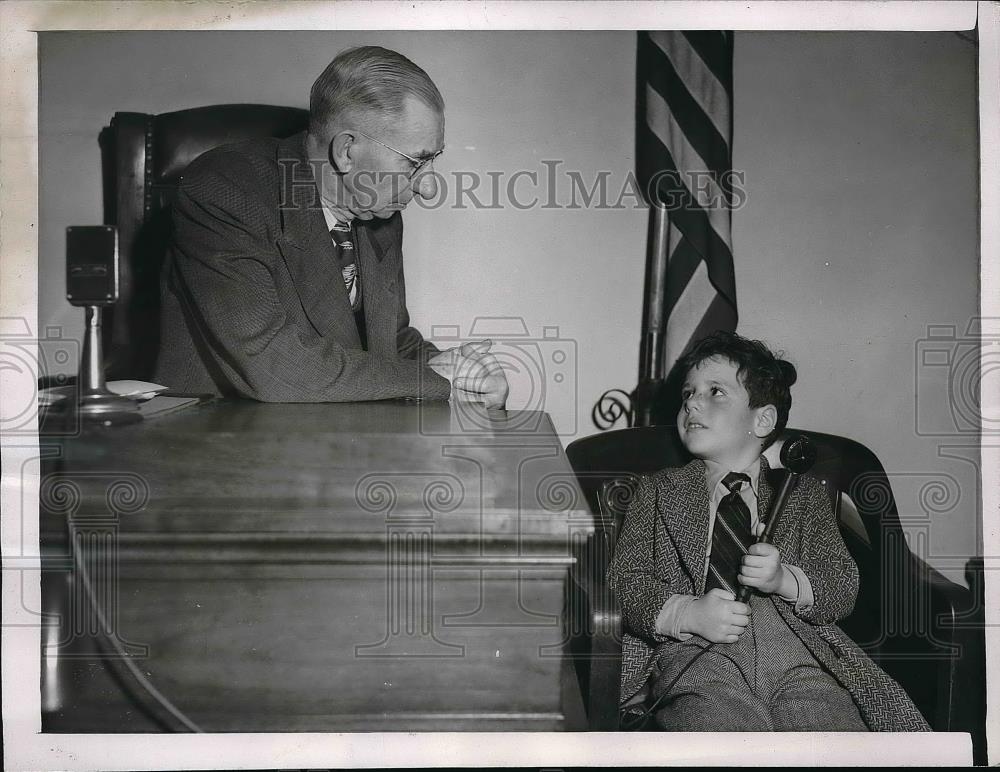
[636,31,737,377]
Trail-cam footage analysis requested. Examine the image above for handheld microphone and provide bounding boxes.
[737,434,817,603]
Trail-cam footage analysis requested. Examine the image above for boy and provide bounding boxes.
[608,331,929,731]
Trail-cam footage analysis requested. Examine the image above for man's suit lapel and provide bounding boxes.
[274,133,362,348]
[659,460,711,593]
[354,217,399,359]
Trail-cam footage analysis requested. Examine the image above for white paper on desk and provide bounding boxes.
[106,380,168,400]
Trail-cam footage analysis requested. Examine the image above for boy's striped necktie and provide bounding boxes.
[705,471,754,596]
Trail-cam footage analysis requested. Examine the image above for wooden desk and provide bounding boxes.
[40,400,593,732]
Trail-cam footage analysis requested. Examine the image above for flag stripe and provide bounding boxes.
[644,84,732,242]
[638,32,730,180]
[644,133,737,307]
[664,233,704,314]
[687,293,739,354]
[680,31,734,95]
[664,255,736,352]
[648,31,730,147]
[666,270,739,366]
[664,256,717,366]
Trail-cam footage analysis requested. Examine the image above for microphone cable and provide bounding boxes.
[620,640,719,730]
[69,530,203,732]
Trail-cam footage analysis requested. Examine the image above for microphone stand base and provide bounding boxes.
[76,392,143,426]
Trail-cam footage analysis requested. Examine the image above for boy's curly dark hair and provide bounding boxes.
[675,330,797,446]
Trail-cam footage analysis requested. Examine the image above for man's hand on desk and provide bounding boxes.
[428,340,510,410]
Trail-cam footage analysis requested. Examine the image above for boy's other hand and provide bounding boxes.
[739,542,784,594]
[682,588,750,643]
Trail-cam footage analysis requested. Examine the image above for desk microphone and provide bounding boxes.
[66,226,141,425]
[736,434,817,604]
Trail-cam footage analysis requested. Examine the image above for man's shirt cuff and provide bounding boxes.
[655,594,697,641]
[426,359,455,390]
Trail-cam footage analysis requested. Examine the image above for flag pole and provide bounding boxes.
[635,204,669,426]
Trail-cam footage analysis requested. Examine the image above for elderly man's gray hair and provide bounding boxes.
[309,45,444,135]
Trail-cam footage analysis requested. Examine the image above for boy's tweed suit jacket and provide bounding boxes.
[154,132,450,402]
[607,456,930,732]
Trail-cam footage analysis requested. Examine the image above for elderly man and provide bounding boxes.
[154,46,508,407]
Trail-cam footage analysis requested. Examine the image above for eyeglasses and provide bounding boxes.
[353,128,443,179]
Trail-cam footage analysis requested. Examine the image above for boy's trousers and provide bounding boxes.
[651,593,869,731]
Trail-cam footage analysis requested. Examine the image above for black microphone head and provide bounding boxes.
[780,434,817,474]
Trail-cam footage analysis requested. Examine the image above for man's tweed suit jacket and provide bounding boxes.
[607,457,930,732]
[154,131,451,402]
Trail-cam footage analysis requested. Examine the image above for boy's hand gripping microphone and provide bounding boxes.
[737,434,817,604]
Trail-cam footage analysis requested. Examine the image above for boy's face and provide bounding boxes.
[676,355,775,470]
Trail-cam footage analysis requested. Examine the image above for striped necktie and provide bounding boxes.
[330,221,367,350]
[330,222,361,310]
[705,472,754,595]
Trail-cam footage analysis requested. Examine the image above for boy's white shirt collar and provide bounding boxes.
[703,456,761,497]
